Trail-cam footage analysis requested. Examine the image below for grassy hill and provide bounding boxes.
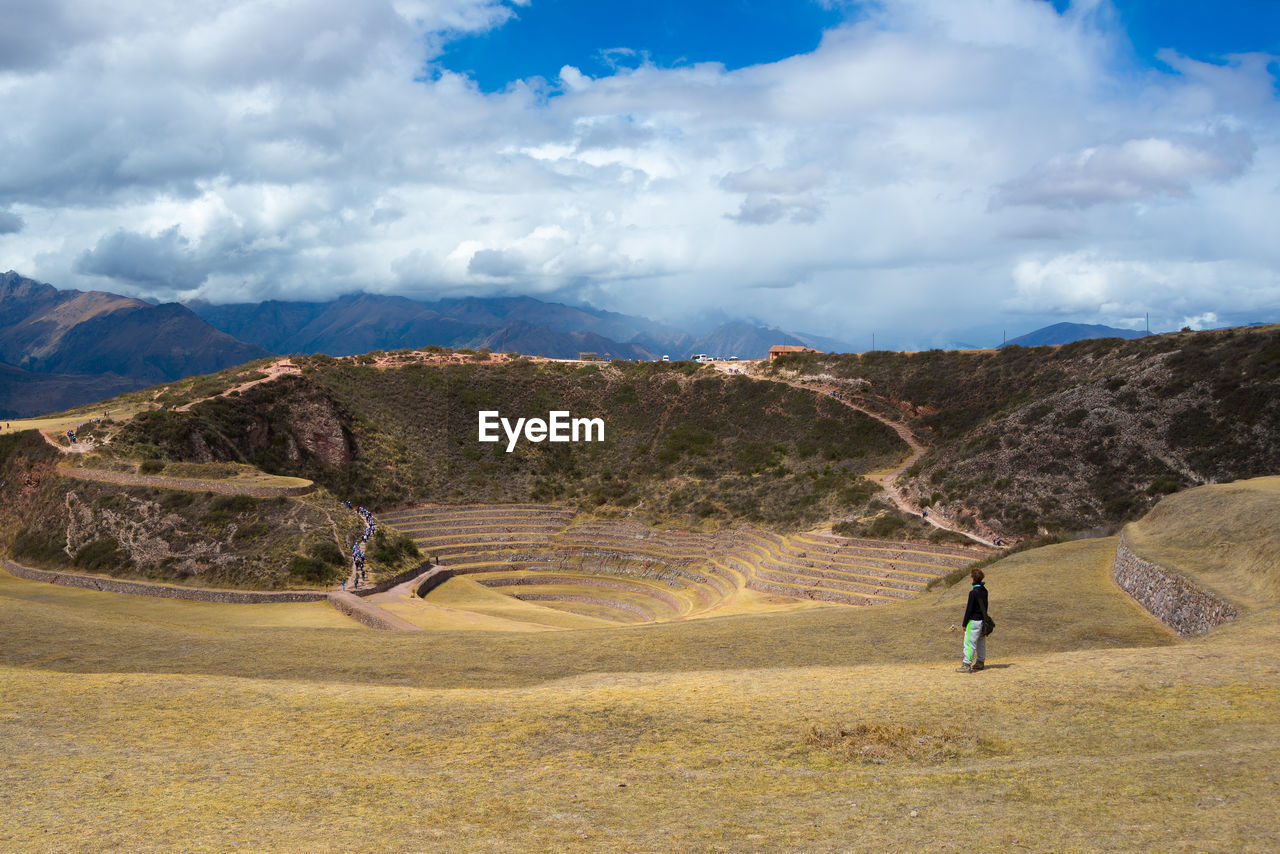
[2,478,1278,851]
[769,325,1280,537]
[1124,475,1280,611]
[108,355,909,530]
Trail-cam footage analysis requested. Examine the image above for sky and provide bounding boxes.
[1,0,1278,349]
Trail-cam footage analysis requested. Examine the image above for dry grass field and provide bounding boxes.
[2,480,1279,852]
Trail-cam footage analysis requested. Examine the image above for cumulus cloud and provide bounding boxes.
[1007,251,1280,322]
[0,0,1277,346]
[994,131,1256,208]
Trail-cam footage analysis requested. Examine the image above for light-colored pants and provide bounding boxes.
[963,620,986,665]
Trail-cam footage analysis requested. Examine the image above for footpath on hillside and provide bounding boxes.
[719,361,999,547]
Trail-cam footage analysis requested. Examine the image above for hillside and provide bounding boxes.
[102,355,909,531]
[1124,475,1280,610]
[0,429,417,589]
[768,325,1280,538]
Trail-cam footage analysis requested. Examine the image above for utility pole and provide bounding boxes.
[1146,313,1150,334]
[871,333,875,352]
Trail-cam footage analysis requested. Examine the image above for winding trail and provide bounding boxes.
[718,362,998,547]
[175,358,302,411]
[40,430,92,455]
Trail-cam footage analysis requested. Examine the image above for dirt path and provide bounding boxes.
[176,358,302,411]
[719,361,998,547]
[39,430,92,455]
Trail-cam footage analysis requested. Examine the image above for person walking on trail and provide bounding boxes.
[957,567,991,673]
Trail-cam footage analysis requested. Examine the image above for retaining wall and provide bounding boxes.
[350,562,435,597]
[57,465,315,497]
[326,591,421,630]
[1,559,327,603]
[414,567,455,597]
[1111,534,1238,638]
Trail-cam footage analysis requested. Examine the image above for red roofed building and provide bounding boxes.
[769,344,819,360]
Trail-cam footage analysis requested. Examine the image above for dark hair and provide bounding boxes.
[971,567,985,583]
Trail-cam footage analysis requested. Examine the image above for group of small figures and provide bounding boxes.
[341,500,378,589]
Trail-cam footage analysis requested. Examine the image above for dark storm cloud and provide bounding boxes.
[0,0,92,71]
[468,248,526,278]
[75,227,210,291]
[0,210,24,235]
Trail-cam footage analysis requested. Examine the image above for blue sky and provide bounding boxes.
[440,0,848,91]
[440,0,1280,93]
[1098,0,1280,66]
[2,0,1279,349]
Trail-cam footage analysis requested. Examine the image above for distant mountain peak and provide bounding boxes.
[1002,322,1151,348]
[1,271,268,416]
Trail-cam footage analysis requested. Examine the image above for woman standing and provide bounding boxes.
[957,567,989,673]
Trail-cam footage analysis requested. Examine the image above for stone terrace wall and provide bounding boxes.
[2,559,327,603]
[58,465,314,497]
[350,562,434,597]
[1111,534,1238,638]
[413,567,454,597]
[326,591,421,630]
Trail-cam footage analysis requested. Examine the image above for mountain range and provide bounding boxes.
[0,271,847,416]
[1,269,1175,419]
[186,293,847,361]
[0,271,268,418]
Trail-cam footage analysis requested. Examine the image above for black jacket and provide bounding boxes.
[962,582,988,627]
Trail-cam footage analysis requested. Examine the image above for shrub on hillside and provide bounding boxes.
[289,554,338,583]
[370,529,420,565]
[11,527,68,566]
[74,538,131,572]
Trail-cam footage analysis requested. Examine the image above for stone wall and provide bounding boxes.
[1,559,327,603]
[58,465,314,497]
[413,566,454,597]
[1111,534,1238,638]
[326,590,420,630]
[350,562,434,597]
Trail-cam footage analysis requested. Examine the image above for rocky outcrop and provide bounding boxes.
[1111,534,1238,638]
[285,390,353,466]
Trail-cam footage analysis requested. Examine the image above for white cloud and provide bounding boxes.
[1007,251,1280,321]
[0,0,1277,345]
